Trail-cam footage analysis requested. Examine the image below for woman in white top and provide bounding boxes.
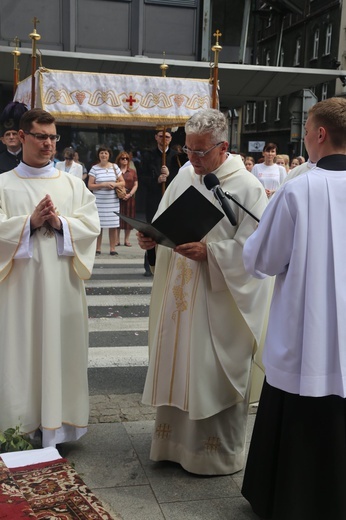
[88,146,125,255]
[56,147,83,179]
[252,142,287,198]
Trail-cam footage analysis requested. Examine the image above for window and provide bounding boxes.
[262,100,268,123]
[266,13,272,28]
[265,50,271,66]
[280,48,285,67]
[294,38,301,66]
[145,0,197,5]
[252,103,257,124]
[276,97,281,121]
[312,29,319,59]
[325,24,332,55]
[321,83,328,100]
[245,104,250,125]
[233,122,238,143]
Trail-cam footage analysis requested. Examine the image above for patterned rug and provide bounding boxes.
[0,457,116,519]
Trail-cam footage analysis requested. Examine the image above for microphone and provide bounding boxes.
[204,173,237,226]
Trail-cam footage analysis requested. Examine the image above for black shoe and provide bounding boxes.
[110,251,118,256]
[143,271,153,277]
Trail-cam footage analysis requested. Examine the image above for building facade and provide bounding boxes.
[241,0,346,159]
[0,0,344,163]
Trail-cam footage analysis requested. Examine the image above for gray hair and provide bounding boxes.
[185,109,228,143]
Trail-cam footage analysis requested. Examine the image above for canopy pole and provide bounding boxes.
[12,37,21,96]
[211,30,222,109]
[29,17,41,109]
[160,52,169,195]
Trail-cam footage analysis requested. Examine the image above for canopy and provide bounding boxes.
[13,68,214,127]
[5,46,345,110]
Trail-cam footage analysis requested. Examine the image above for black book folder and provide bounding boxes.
[115,185,224,248]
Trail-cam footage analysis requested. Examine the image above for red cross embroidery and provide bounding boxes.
[125,94,137,107]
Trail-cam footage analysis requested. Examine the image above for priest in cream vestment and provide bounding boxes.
[138,109,272,475]
[0,109,100,447]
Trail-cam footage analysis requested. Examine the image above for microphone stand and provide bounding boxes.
[213,188,237,226]
[224,192,260,223]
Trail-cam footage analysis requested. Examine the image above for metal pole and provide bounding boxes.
[12,37,21,95]
[211,30,222,109]
[160,53,168,194]
[239,0,251,64]
[29,17,41,109]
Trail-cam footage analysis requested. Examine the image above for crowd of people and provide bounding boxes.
[1,97,345,520]
[0,103,306,261]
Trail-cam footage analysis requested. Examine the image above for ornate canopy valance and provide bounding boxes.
[14,68,214,127]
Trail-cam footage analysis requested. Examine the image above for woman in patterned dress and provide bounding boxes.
[115,151,138,246]
[88,146,125,255]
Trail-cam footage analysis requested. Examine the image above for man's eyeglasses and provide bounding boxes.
[182,141,224,158]
[24,131,61,142]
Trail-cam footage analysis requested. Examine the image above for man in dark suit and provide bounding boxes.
[0,102,27,174]
[139,129,180,275]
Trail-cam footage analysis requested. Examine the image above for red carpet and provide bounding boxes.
[0,458,115,519]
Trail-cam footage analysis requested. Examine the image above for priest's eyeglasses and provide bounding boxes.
[182,142,223,158]
[24,131,61,142]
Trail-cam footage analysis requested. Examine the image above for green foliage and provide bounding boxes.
[0,426,34,453]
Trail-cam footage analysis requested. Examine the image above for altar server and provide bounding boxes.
[242,97,346,520]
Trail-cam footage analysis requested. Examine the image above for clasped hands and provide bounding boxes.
[31,194,61,232]
[137,232,207,262]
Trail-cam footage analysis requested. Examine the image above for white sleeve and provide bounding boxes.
[14,218,33,259]
[243,188,295,278]
[14,217,74,259]
[56,217,74,256]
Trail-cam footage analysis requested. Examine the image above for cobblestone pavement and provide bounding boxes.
[89,393,156,423]
[90,393,258,424]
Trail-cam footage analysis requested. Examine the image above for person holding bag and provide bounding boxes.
[115,151,138,246]
[88,145,125,255]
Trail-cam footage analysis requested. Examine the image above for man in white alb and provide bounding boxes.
[138,109,272,475]
[0,108,100,448]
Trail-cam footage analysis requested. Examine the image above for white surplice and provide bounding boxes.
[0,163,100,447]
[142,154,272,474]
[243,161,346,398]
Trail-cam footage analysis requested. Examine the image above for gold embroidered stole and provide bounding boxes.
[151,253,201,410]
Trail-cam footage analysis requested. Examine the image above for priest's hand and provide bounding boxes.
[174,242,207,262]
[137,232,157,250]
